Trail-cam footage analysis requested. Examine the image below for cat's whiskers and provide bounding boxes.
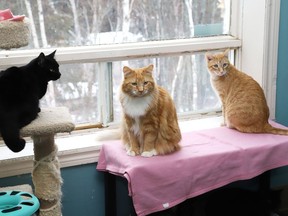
[216,68,227,76]
[210,69,228,80]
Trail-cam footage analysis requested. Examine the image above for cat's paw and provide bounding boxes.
[141,149,157,157]
[8,139,26,153]
[126,150,137,156]
[125,143,140,156]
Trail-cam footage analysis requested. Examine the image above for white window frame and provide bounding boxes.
[232,0,280,119]
[0,0,280,177]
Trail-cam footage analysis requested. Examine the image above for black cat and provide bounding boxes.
[0,50,61,152]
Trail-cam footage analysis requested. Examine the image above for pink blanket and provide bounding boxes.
[97,124,288,216]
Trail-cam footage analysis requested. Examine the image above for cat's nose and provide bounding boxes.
[51,73,61,80]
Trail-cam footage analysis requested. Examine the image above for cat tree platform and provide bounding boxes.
[0,13,72,216]
[21,107,74,216]
[0,18,30,49]
[0,14,74,216]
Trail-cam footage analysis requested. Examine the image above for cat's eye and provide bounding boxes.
[223,63,228,68]
[50,69,55,72]
[213,64,219,68]
[144,81,148,85]
[131,82,137,86]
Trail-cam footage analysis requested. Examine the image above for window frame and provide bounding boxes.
[0,36,241,126]
[0,36,241,68]
[231,0,280,119]
[0,0,281,177]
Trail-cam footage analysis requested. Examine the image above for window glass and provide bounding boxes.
[40,63,100,124]
[39,54,220,125]
[0,0,231,125]
[1,0,230,48]
[112,54,220,122]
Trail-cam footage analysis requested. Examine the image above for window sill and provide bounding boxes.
[0,116,222,178]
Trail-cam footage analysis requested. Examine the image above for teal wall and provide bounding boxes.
[0,163,134,216]
[276,0,288,126]
[0,164,105,215]
[272,0,288,190]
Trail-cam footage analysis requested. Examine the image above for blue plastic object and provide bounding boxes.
[0,191,40,216]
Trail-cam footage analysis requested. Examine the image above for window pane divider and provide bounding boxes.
[0,35,241,68]
[97,62,114,125]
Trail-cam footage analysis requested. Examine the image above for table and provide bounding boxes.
[97,123,288,216]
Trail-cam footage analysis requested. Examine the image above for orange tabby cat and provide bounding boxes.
[120,64,181,157]
[205,49,288,135]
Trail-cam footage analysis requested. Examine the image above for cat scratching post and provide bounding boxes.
[21,107,75,216]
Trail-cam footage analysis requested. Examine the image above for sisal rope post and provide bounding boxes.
[32,135,62,216]
[0,18,74,215]
[21,107,75,216]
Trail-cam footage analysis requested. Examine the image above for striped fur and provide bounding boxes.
[206,50,288,135]
[120,64,181,157]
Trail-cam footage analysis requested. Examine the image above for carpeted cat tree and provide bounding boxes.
[0,10,30,49]
[22,107,75,216]
[0,11,75,216]
[1,108,75,216]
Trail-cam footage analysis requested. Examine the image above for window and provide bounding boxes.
[0,0,278,127]
[0,0,280,175]
[0,0,238,127]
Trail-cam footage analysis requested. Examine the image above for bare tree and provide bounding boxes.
[122,0,130,33]
[48,0,58,14]
[69,0,82,44]
[37,0,57,107]
[37,0,48,47]
[171,0,196,111]
[24,0,40,48]
[184,0,195,37]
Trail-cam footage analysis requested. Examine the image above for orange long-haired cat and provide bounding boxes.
[205,49,288,135]
[119,64,181,157]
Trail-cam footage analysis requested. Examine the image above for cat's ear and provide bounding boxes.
[123,66,133,77]
[145,64,154,74]
[48,50,57,58]
[205,52,214,62]
[223,49,230,57]
[37,52,46,66]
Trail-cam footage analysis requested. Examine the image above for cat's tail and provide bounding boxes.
[0,125,26,152]
[264,123,288,135]
[95,129,121,141]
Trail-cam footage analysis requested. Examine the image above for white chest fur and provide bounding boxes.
[131,117,141,137]
[120,92,153,118]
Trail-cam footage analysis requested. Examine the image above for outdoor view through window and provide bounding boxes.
[1,0,231,126]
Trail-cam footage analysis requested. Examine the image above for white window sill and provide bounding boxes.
[0,116,222,178]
